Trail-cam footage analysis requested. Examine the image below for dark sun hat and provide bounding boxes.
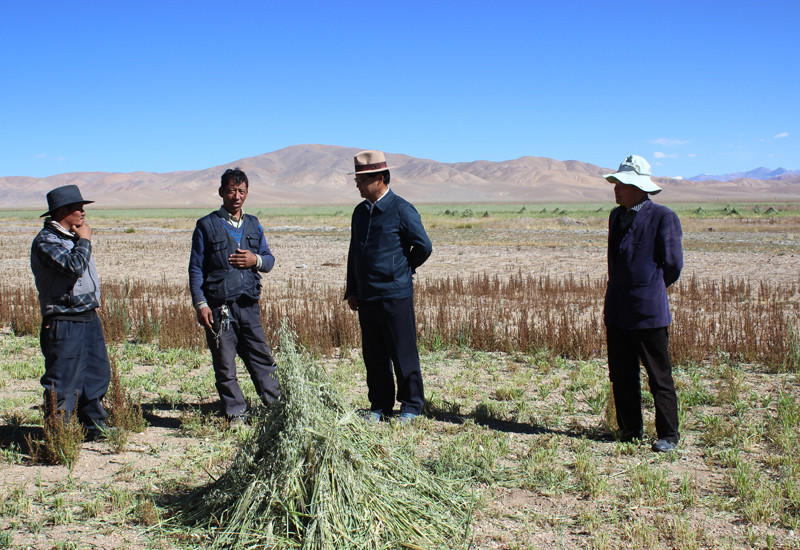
[41,185,94,217]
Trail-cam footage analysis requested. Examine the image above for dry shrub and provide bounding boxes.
[25,389,84,468]
[0,284,41,336]
[105,358,146,433]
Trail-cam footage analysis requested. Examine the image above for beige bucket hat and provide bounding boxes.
[604,155,662,194]
[349,150,391,175]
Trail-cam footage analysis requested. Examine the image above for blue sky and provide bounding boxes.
[1,0,797,179]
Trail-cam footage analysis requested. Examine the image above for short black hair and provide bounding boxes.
[377,170,390,185]
[220,167,249,190]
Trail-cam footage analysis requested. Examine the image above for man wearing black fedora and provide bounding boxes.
[345,150,432,423]
[30,184,111,440]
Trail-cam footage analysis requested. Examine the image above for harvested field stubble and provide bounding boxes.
[1,272,797,370]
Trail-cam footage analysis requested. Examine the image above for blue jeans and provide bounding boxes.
[40,313,110,430]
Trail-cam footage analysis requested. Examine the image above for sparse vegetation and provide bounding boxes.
[0,204,798,548]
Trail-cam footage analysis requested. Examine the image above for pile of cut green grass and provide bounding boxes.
[177,326,474,549]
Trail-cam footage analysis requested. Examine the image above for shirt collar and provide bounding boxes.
[623,196,650,213]
[45,218,77,239]
[631,196,649,212]
[218,206,245,227]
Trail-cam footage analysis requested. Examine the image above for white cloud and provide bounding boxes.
[650,138,688,147]
[653,151,678,159]
[36,153,47,159]
[775,132,789,139]
[688,153,697,158]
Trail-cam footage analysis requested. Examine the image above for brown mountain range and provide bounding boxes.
[7,144,800,209]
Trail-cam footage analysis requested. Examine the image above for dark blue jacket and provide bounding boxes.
[604,200,683,330]
[345,189,432,301]
[189,211,274,307]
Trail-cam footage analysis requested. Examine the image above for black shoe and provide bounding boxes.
[652,439,678,453]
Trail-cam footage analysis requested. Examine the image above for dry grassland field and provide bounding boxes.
[1,202,799,549]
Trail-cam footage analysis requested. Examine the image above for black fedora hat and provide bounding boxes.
[41,185,94,217]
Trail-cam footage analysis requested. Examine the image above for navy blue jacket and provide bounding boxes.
[604,200,683,330]
[345,189,432,301]
[189,211,274,307]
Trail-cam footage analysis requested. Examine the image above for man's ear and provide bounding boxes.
[218,187,224,198]
[52,205,67,222]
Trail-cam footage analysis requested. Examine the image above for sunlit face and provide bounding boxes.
[56,203,86,231]
[355,173,385,202]
[220,182,248,216]
[612,180,647,209]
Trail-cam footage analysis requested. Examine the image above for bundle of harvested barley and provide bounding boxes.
[179,326,474,549]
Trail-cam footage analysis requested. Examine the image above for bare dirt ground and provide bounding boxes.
[1,211,799,549]
[2,215,798,290]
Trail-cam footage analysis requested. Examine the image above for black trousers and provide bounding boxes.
[204,298,280,417]
[357,296,425,415]
[40,313,110,430]
[606,325,679,443]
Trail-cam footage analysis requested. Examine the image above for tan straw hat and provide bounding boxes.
[349,150,391,175]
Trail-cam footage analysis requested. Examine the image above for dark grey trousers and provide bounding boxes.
[606,325,679,443]
[204,298,280,417]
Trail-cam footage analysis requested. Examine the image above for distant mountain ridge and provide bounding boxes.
[5,144,800,209]
[688,167,800,182]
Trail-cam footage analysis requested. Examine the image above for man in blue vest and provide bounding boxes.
[189,167,280,426]
[345,150,433,423]
[31,184,111,440]
[603,155,683,452]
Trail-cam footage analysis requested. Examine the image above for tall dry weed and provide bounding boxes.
[25,389,84,468]
[105,358,146,433]
[2,273,798,369]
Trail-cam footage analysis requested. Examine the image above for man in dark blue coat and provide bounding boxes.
[603,155,683,452]
[189,168,280,426]
[345,150,432,423]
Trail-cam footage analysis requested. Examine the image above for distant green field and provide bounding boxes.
[2,201,798,221]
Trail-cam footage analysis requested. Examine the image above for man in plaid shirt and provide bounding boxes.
[31,185,111,440]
